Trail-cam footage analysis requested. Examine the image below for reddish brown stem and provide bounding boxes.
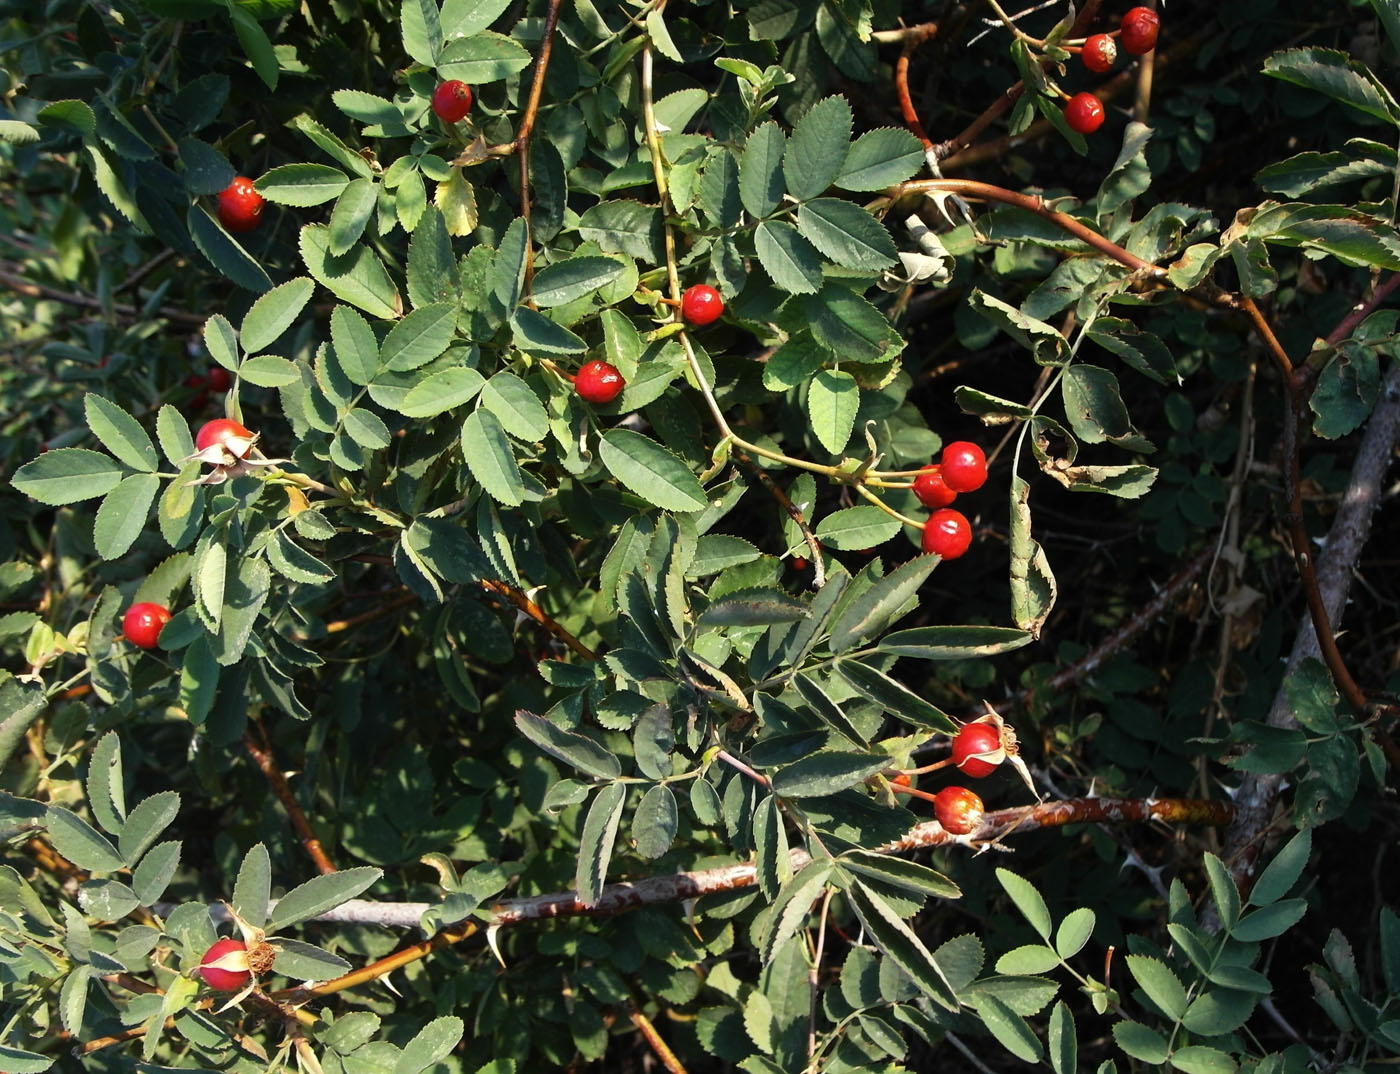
[627,1003,690,1074]
[902,178,1159,274]
[1239,296,1369,716]
[514,0,564,287]
[479,578,598,660]
[1325,272,1400,347]
[242,724,338,875]
[894,23,940,148]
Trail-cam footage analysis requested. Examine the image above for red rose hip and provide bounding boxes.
[952,722,1005,778]
[934,786,984,836]
[1119,7,1159,55]
[431,80,473,122]
[206,367,233,393]
[939,442,987,493]
[1081,33,1117,72]
[122,602,171,650]
[195,418,257,460]
[681,284,724,327]
[1064,93,1106,134]
[922,508,972,559]
[198,938,252,992]
[575,360,625,404]
[913,464,957,508]
[217,177,264,234]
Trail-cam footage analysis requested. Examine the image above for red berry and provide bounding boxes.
[575,360,625,404]
[1082,33,1117,72]
[196,418,256,458]
[934,786,984,836]
[1119,6,1159,54]
[198,939,251,992]
[1064,92,1106,135]
[921,508,972,559]
[791,556,808,571]
[681,284,724,327]
[206,367,233,393]
[952,722,1004,778]
[217,176,264,234]
[913,464,957,508]
[940,441,987,493]
[122,602,171,650]
[431,80,473,122]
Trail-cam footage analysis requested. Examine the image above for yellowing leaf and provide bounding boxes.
[435,167,478,237]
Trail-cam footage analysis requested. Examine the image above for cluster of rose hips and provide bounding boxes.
[214,79,477,237]
[570,284,724,405]
[914,441,986,559]
[1061,6,1161,135]
[119,420,278,652]
[892,711,1035,836]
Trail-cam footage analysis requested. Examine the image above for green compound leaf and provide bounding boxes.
[515,710,621,780]
[257,163,349,206]
[395,1016,465,1074]
[771,751,888,797]
[847,880,959,1010]
[438,31,533,84]
[93,474,159,560]
[740,121,786,218]
[462,408,526,507]
[996,868,1053,940]
[531,255,625,308]
[188,205,273,291]
[300,224,401,320]
[267,867,383,930]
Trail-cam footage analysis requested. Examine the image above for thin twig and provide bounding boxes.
[1011,547,1211,708]
[479,578,598,660]
[899,178,1161,275]
[893,23,940,148]
[627,1002,689,1074]
[514,0,564,287]
[0,263,206,326]
[734,451,827,588]
[242,724,338,875]
[1241,294,1370,716]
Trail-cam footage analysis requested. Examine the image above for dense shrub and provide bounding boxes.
[3,1,1399,1071]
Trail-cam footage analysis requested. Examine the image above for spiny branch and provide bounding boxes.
[266,795,1230,1002]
